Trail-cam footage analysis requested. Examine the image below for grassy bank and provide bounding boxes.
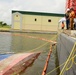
[0,25,11,30]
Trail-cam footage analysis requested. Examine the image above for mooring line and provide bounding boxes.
[46,54,76,75]
[46,42,76,75]
[25,35,57,53]
[0,32,57,43]
[12,33,57,44]
[42,44,52,75]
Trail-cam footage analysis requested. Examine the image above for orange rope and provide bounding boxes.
[42,44,52,75]
[0,32,57,43]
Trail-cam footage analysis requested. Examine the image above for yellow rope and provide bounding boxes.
[73,54,76,64]
[73,55,76,65]
[65,45,76,70]
[27,42,49,52]
[57,27,76,74]
[49,27,76,75]
[60,42,76,75]
[46,52,76,75]
[65,57,73,71]
[26,35,57,53]
[46,42,76,75]
[46,62,65,75]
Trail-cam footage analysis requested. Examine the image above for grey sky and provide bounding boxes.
[0,0,66,24]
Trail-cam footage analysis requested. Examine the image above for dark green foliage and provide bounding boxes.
[0,21,8,27]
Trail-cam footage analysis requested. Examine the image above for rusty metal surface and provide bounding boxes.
[0,53,40,75]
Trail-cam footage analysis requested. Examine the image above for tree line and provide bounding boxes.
[0,21,8,27]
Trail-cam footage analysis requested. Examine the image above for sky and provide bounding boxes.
[0,0,66,24]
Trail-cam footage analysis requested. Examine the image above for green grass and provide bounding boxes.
[0,25,11,30]
[0,25,11,28]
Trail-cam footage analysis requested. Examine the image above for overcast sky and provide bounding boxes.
[0,0,66,24]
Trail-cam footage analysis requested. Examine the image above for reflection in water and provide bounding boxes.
[0,32,58,75]
[0,32,12,53]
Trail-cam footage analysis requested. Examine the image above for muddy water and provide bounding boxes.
[0,32,58,75]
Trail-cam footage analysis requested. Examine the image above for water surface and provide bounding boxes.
[0,32,57,75]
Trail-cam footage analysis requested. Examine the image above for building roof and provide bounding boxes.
[12,10,64,17]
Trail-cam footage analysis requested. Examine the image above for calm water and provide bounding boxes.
[0,32,58,75]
